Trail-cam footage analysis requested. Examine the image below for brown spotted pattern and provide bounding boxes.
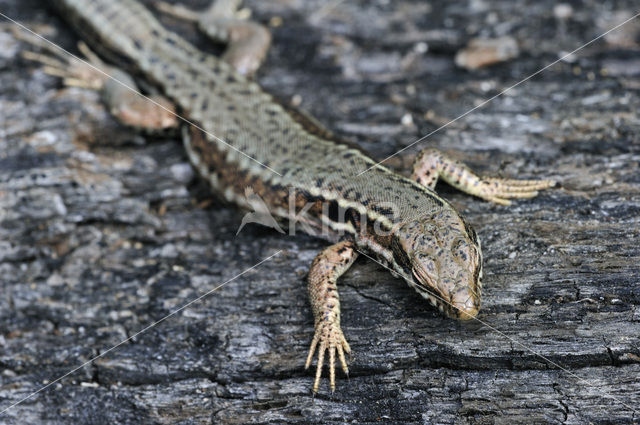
[391,210,483,320]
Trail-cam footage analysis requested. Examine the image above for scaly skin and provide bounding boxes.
[305,241,357,393]
[21,0,556,392]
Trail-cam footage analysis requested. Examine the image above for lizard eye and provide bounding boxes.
[415,251,429,262]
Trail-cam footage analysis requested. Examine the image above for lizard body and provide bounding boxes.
[24,0,555,392]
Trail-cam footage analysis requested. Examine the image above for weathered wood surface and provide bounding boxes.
[1,0,639,423]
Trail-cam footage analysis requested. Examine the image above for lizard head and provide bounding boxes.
[391,210,482,320]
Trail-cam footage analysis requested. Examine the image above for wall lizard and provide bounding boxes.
[18,0,556,393]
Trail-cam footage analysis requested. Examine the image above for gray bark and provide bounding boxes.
[1,0,639,423]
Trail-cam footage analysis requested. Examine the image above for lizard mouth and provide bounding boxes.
[411,267,478,320]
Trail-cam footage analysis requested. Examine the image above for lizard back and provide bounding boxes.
[53,0,459,244]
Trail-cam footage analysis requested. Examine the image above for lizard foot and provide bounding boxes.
[305,319,351,393]
[14,27,109,90]
[155,0,270,77]
[477,177,557,205]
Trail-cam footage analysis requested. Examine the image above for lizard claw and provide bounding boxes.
[14,27,108,90]
[475,177,557,206]
[305,320,350,393]
[411,148,557,206]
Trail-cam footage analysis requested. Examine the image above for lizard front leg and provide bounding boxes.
[305,240,358,393]
[412,148,556,205]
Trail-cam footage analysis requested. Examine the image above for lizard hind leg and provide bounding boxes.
[156,0,271,77]
[15,30,178,132]
[412,148,557,206]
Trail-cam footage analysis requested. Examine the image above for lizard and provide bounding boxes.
[17,0,556,393]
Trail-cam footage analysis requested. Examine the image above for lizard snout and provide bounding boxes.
[451,286,480,320]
